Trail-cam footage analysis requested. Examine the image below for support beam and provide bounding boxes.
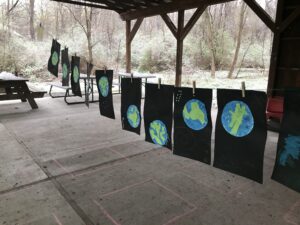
[161,14,177,38]
[267,0,284,96]
[243,0,276,32]
[182,5,207,40]
[126,18,144,73]
[51,0,114,10]
[279,6,300,33]
[175,10,185,87]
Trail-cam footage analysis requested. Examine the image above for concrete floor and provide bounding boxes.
[0,95,299,225]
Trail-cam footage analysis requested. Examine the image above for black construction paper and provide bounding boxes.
[144,83,174,150]
[121,78,142,135]
[96,70,115,119]
[47,39,61,77]
[173,87,212,164]
[71,56,82,97]
[213,89,267,183]
[61,47,70,86]
[272,89,300,192]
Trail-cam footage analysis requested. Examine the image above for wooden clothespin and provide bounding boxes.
[158,78,161,89]
[192,81,196,96]
[131,73,133,83]
[74,53,77,57]
[103,66,107,74]
[64,45,67,50]
[241,81,246,98]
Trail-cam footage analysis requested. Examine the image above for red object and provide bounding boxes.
[266,96,284,121]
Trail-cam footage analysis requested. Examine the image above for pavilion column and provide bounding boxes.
[125,18,144,73]
[126,20,131,73]
[161,6,206,87]
[175,10,184,87]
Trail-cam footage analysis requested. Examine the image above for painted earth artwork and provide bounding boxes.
[183,99,208,131]
[149,120,168,146]
[62,63,68,79]
[127,105,140,128]
[99,76,109,97]
[73,66,79,83]
[221,100,254,137]
[51,51,59,66]
[279,135,300,167]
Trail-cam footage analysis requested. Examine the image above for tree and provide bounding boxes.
[29,0,35,40]
[228,1,248,78]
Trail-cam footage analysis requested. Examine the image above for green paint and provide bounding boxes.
[73,66,79,83]
[183,102,205,125]
[51,51,59,66]
[229,103,248,136]
[62,63,68,79]
[128,110,138,125]
[150,122,167,145]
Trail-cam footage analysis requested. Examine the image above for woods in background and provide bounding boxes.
[0,0,277,80]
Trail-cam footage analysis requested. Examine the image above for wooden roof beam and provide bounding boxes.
[243,0,276,32]
[279,6,300,33]
[51,0,116,10]
[120,0,235,21]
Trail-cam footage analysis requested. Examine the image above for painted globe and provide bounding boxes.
[127,105,140,128]
[183,99,208,131]
[99,76,109,97]
[149,120,168,146]
[73,66,79,83]
[51,51,59,66]
[221,100,254,137]
[62,63,68,79]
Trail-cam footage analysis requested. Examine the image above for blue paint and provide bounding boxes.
[279,135,300,167]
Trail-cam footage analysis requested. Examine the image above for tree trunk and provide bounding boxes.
[227,2,247,78]
[204,8,216,78]
[85,6,93,63]
[29,0,35,40]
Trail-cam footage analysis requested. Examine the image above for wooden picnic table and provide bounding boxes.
[0,72,45,109]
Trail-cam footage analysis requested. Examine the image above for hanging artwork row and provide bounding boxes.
[272,89,300,192]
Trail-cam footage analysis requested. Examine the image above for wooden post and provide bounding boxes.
[176,10,184,87]
[126,20,131,73]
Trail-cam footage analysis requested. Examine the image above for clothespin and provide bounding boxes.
[158,78,161,89]
[103,66,107,74]
[192,81,196,96]
[65,45,67,50]
[131,73,133,83]
[241,81,246,98]
[75,53,77,57]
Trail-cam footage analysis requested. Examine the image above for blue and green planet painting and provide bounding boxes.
[221,101,254,137]
[127,105,140,128]
[99,76,109,97]
[183,99,208,131]
[279,135,300,167]
[149,120,168,146]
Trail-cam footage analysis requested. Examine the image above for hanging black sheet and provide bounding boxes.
[71,56,82,97]
[61,47,70,86]
[144,83,174,150]
[213,89,267,183]
[173,87,212,164]
[85,63,94,108]
[47,39,61,77]
[272,89,300,192]
[121,78,142,135]
[96,70,115,119]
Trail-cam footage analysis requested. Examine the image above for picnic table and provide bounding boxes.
[49,74,99,105]
[0,72,46,109]
[117,72,157,95]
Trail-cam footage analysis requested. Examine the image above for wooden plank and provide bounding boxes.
[161,14,177,38]
[243,0,276,32]
[267,0,284,96]
[175,10,185,87]
[126,20,131,73]
[279,6,300,33]
[51,0,116,10]
[120,0,235,21]
[129,18,144,43]
[182,5,207,40]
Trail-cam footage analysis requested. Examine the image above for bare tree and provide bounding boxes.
[228,1,248,78]
[29,0,35,40]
